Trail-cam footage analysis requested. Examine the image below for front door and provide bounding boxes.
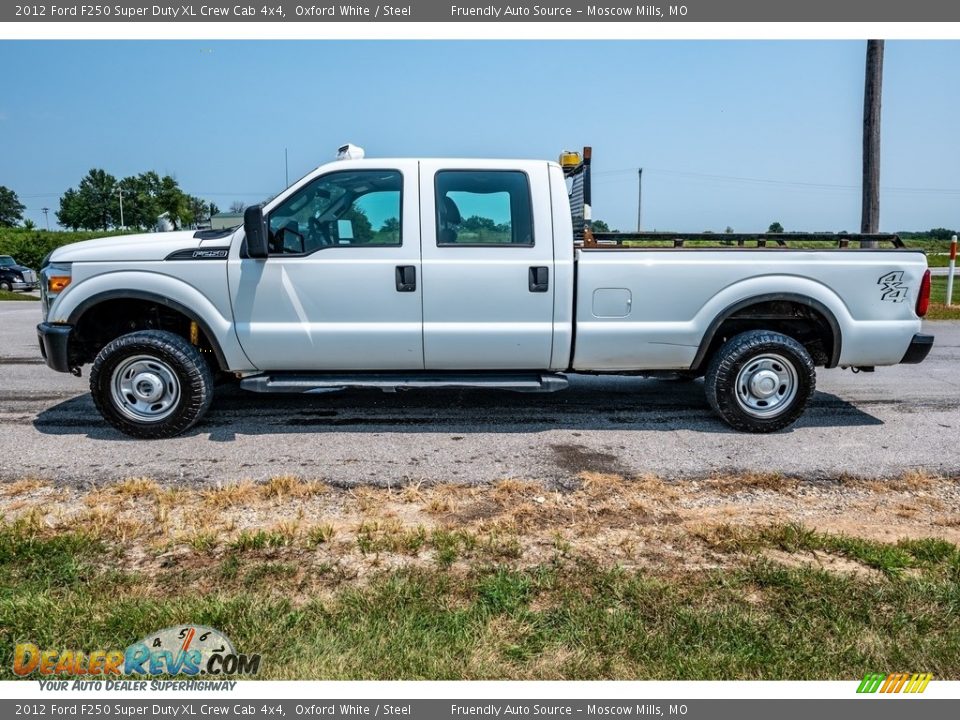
[228,162,423,371]
[418,161,556,370]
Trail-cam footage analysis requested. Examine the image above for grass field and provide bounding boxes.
[0,290,38,302]
[927,276,960,320]
[1,473,958,680]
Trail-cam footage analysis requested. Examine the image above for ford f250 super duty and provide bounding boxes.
[36,145,934,438]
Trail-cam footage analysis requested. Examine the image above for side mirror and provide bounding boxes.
[244,205,269,258]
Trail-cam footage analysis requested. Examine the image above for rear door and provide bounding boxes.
[419,161,555,370]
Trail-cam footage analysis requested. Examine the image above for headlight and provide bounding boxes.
[45,263,72,294]
[40,262,72,320]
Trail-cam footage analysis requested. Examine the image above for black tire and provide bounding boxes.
[0,281,11,292]
[704,330,816,433]
[90,330,214,439]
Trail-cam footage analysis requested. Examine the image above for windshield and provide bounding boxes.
[0,256,15,267]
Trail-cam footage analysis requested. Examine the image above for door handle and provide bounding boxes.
[528,266,549,292]
[395,265,416,292]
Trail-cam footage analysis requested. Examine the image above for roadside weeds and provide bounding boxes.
[1,470,958,679]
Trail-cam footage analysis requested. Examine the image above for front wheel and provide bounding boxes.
[90,330,214,439]
[0,281,12,292]
[704,330,816,433]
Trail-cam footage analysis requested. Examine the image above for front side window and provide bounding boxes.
[267,170,402,255]
[435,170,533,246]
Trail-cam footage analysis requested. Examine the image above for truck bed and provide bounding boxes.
[571,245,927,372]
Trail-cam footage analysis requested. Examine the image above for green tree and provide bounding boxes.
[461,215,498,232]
[56,169,118,230]
[591,219,611,232]
[342,206,373,242]
[187,195,214,226]
[928,227,957,241]
[0,186,26,227]
[57,189,82,230]
[768,221,784,233]
[157,175,194,230]
[117,172,162,230]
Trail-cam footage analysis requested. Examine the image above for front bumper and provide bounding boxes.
[37,322,74,373]
[899,333,934,364]
[9,281,38,291]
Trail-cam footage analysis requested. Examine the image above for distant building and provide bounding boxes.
[211,213,244,230]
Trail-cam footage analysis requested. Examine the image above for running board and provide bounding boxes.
[239,372,569,394]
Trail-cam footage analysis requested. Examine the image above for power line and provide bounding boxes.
[592,167,960,196]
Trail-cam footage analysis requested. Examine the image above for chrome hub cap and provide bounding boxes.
[111,355,180,422]
[735,353,798,418]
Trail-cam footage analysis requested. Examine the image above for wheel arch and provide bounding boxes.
[691,292,843,372]
[66,289,230,371]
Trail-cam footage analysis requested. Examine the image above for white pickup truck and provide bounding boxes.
[37,145,934,438]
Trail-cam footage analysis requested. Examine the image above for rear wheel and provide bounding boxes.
[90,330,214,439]
[704,330,815,433]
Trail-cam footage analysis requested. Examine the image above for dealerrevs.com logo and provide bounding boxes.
[14,625,260,678]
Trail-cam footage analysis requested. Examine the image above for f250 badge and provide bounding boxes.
[192,249,229,259]
[878,271,908,302]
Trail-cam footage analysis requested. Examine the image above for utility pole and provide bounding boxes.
[861,39,884,247]
[637,168,643,232]
[41,207,50,231]
[285,147,289,187]
[117,188,125,229]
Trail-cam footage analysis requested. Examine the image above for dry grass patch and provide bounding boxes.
[1,469,957,584]
[0,478,48,496]
[202,480,259,509]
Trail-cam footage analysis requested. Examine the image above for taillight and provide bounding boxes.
[916,269,931,317]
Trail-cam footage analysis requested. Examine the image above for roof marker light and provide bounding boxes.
[336,143,365,160]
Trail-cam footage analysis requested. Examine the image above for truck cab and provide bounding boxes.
[231,156,572,372]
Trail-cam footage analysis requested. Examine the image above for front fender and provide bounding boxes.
[50,271,254,372]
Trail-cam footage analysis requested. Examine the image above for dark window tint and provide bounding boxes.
[435,171,533,246]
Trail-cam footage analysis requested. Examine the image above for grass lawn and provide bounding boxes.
[927,276,960,320]
[1,474,958,680]
[0,290,38,302]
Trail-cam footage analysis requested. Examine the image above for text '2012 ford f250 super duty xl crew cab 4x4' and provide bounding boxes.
[36,145,934,439]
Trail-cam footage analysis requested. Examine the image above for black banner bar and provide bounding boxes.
[2,699,958,720]
[4,0,960,22]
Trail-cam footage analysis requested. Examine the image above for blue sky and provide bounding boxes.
[1,40,958,232]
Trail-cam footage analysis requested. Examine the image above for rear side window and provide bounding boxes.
[435,170,534,246]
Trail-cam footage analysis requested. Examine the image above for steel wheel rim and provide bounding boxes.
[734,352,798,418]
[110,354,181,422]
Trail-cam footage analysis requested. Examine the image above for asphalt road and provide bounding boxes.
[1,300,958,487]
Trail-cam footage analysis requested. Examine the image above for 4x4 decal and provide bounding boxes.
[878,271,908,302]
